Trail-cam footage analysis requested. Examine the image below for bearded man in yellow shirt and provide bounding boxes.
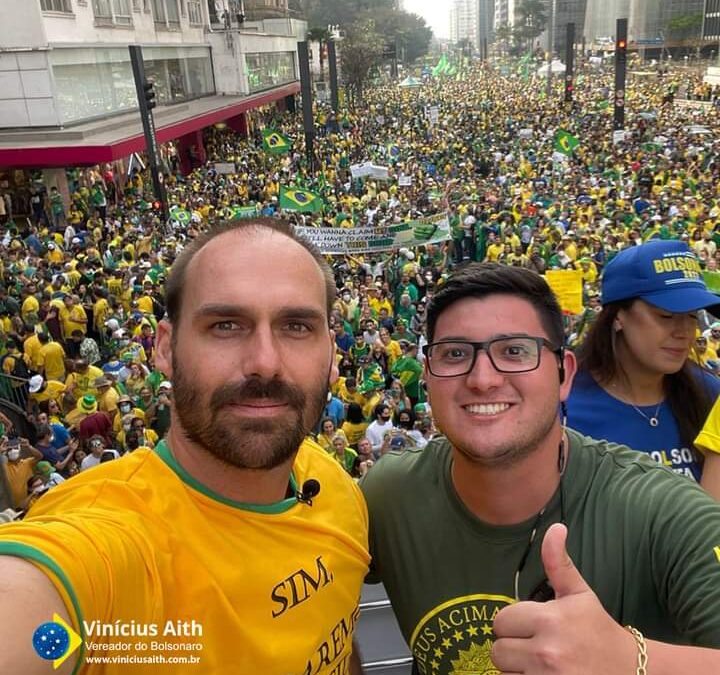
[0,219,369,674]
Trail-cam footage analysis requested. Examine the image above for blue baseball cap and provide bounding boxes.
[601,240,720,315]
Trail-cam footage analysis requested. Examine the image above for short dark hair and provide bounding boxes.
[346,403,364,424]
[426,263,564,347]
[164,218,335,327]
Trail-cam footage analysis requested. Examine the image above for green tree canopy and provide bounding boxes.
[339,18,385,103]
[302,0,432,64]
[514,0,547,46]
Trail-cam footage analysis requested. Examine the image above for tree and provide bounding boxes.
[307,26,331,81]
[340,19,384,105]
[300,0,432,64]
[493,22,514,56]
[514,0,547,52]
[667,13,703,47]
[300,0,392,30]
[367,7,432,64]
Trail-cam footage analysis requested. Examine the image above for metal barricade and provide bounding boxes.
[0,373,29,412]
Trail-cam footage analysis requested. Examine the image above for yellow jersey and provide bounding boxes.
[0,439,369,674]
[38,342,67,381]
[65,365,104,399]
[23,333,43,372]
[30,379,67,407]
[21,294,40,321]
[695,394,720,456]
[60,304,88,337]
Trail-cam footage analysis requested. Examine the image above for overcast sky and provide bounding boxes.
[402,0,450,40]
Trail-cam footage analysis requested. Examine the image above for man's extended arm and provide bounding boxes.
[0,557,76,674]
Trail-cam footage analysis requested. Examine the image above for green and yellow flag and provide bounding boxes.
[555,129,580,156]
[230,205,260,220]
[262,129,291,154]
[279,186,323,213]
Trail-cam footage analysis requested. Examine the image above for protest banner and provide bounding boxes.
[544,270,584,315]
[294,214,451,254]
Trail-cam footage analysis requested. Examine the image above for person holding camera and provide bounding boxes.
[0,436,43,509]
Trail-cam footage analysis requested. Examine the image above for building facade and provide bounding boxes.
[0,1,304,171]
[705,0,720,43]
[494,0,516,31]
[584,0,704,45]
[450,0,479,49]
[0,0,304,211]
[551,0,588,55]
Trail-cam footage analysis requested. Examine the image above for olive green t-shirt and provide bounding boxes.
[360,429,720,674]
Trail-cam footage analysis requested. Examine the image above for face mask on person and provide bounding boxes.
[342,293,351,302]
[119,403,131,414]
[7,449,20,461]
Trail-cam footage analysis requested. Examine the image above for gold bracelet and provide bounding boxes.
[625,625,648,675]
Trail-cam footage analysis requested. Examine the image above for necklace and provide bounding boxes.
[629,402,662,427]
[607,381,663,428]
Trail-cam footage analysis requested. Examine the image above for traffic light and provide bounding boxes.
[143,80,156,111]
[616,36,627,65]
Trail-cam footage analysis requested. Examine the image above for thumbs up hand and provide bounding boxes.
[492,524,637,674]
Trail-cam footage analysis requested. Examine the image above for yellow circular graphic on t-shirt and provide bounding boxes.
[409,594,514,675]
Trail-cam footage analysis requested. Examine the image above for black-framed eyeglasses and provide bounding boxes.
[422,336,561,378]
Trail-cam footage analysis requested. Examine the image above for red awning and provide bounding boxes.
[0,82,299,168]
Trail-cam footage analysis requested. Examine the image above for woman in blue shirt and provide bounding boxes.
[568,240,720,499]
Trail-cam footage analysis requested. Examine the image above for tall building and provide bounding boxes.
[494,0,517,32]
[704,0,720,43]
[584,0,704,44]
[630,0,704,43]
[551,0,589,55]
[479,0,495,50]
[584,0,630,43]
[448,0,494,51]
[0,0,304,207]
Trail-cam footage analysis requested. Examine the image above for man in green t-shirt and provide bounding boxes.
[390,341,424,405]
[361,263,720,674]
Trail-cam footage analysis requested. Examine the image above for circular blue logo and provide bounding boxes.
[293,191,309,204]
[32,622,70,660]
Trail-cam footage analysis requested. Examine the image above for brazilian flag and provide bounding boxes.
[262,129,291,154]
[279,186,323,213]
[555,129,580,156]
[169,208,191,225]
[387,143,401,161]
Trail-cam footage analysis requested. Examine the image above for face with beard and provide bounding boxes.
[156,226,335,471]
[171,359,329,470]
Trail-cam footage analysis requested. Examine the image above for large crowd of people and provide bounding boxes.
[2,57,720,509]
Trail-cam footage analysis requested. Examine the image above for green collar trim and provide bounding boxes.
[154,440,299,513]
[0,541,85,675]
